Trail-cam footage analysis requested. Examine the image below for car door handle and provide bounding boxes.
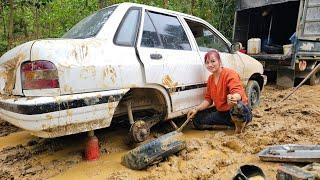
[150,53,162,60]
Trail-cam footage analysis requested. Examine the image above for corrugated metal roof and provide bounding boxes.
[236,0,299,11]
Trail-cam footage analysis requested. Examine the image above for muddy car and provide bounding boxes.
[0,3,266,140]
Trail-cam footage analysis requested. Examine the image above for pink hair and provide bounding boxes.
[204,50,221,63]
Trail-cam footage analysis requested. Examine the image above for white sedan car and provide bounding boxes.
[0,3,266,140]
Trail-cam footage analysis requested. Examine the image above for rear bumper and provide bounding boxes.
[0,89,129,138]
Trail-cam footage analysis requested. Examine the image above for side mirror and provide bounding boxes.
[231,42,242,53]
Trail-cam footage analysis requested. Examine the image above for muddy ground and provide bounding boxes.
[0,85,319,180]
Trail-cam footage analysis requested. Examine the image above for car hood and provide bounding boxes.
[237,52,264,74]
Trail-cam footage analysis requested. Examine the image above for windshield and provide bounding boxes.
[63,6,117,39]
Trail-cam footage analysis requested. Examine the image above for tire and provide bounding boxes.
[310,68,320,86]
[246,80,261,109]
[121,131,186,170]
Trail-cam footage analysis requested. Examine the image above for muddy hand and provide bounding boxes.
[227,94,238,106]
[187,108,198,119]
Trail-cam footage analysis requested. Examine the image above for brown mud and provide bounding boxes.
[0,119,20,137]
[0,134,83,180]
[0,85,319,179]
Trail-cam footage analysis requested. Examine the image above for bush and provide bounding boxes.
[0,40,8,56]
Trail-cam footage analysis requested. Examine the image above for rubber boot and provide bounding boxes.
[85,131,100,161]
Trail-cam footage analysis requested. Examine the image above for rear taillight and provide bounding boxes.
[21,60,59,89]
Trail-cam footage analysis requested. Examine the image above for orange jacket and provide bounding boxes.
[205,68,248,112]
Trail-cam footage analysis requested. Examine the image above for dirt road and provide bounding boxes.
[0,85,319,180]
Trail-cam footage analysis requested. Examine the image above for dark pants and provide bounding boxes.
[193,108,234,129]
[193,102,252,130]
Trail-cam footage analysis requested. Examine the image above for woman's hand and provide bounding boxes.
[187,108,198,119]
[227,93,241,106]
[187,100,211,119]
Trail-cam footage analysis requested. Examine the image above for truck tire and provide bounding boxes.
[121,131,186,170]
[246,80,261,109]
[310,69,320,86]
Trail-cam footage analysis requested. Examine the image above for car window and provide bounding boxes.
[146,11,191,50]
[114,9,140,46]
[141,12,162,48]
[63,6,117,39]
[185,19,229,53]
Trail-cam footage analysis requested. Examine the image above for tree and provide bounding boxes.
[8,0,13,49]
[0,0,6,39]
[191,0,195,15]
[99,0,105,9]
[163,0,168,9]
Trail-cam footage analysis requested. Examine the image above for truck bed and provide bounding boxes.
[249,53,292,61]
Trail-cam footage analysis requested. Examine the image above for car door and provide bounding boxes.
[136,10,205,112]
[184,18,245,81]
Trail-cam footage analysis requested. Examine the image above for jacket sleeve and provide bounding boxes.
[227,71,245,98]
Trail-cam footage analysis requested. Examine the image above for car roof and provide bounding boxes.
[115,2,205,22]
[100,2,231,46]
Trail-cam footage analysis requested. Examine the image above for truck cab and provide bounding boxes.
[233,0,320,87]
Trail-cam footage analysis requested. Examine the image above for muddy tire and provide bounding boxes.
[310,68,320,86]
[121,131,186,170]
[246,80,261,109]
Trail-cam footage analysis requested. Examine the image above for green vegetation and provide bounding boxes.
[0,0,235,56]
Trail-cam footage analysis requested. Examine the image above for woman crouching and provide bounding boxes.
[187,50,252,133]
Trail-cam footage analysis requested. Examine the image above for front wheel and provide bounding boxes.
[246,80,261,109]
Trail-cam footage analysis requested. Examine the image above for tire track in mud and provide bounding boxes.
[0,120,20,137]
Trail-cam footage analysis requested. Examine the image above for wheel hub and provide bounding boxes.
[251,89,258,105]
[129,120,150,143]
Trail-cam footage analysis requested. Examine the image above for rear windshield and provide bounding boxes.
[63,6,117,39]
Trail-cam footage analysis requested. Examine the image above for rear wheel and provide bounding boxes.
[246,80,261,109]
[129,120,150,143]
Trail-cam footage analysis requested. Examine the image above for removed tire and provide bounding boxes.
[246,80,261,109]
[121,131,186,170]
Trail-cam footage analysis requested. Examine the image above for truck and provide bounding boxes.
[233,0,320,87]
